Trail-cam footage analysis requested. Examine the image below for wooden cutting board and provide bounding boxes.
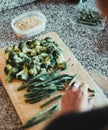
[89,70,108,92]
[0,32,108,130]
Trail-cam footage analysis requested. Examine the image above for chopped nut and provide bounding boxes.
[15,16,42,31]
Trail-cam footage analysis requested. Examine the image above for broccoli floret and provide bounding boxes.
[4,64,12,74]
[53,47,62,57]
[33,39,41,46]
[19,42,36,56]
[52,41,59,47]
[8,52,31,64]
[41,54,56,69]
[56,54,65,64]
[8,52,24,65]
[5,66,19,82]
[8,52,17,60]
[6,59,12,64]
[4,65,18,75]
[42,56,51,65]
[48,54,56,68]
[16,70,28,80]
[35,45,43,54]
[32,56,40,64]
[39,47,47,52]
[44,37,54,42]
[5,46,13,59]
[5,46,12,53]
[18,52,31,64]
[26,39,41,49]
[16,65,29,80]
[38,53,48,62]
[40,68,47,74]
[50,60,56,68]
[12,53,24,64]
[57,62,67,70]
[29,66,38,76]
[13,44,21,52]
[12,67,19,75]
[6,74,13,82]
[41,39,47,46]
[56,53,67,70]
[47,44,57,53]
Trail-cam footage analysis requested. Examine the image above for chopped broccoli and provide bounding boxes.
[8,52,31,64]
[53,41,59,47]
[30,58,41,75]
[42,56,51,65]
[29,66,37,76]
[44,37,54,42]
[40,68,47,74]
[19,42,36,56]
[16,65,29,80]
[56,54,65,64]
[39,47,47,52]
[54,47,63,57]
[49,58,56,68]
[13,44,21,52]
[8,51,16,60]
[5,46,12,53]
[4,36,67,82]
[26,39,41,48]
[32,56,40,64]
[31,39,41,46]
[4,64,12,74]
[47,44,57,53]
[5,74,13,82]
[6,59,11,64]
[16,70,29,80]
[57,62,67,70]
[11,67,19,75]
[41,39,47,46]
[5,66,19,82]
[18,52,31,64]
[4,46,13,59]
[38,53,48,62]
[12,53,24,64]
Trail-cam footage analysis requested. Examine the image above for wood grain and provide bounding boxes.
[0,32,108,130]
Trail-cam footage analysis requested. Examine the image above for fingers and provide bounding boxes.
[66,82,80,91]
[66,82,87,93]
[78,83,88,97]
[62,82,93,113]
[65,82,88,100]
[79,83,88,92]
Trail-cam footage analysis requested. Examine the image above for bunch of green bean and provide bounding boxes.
[18,69,75,104]
[76,9,103,26]
[23,104,59,128]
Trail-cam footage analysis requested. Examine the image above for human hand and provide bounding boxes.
[61,83,92,114]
